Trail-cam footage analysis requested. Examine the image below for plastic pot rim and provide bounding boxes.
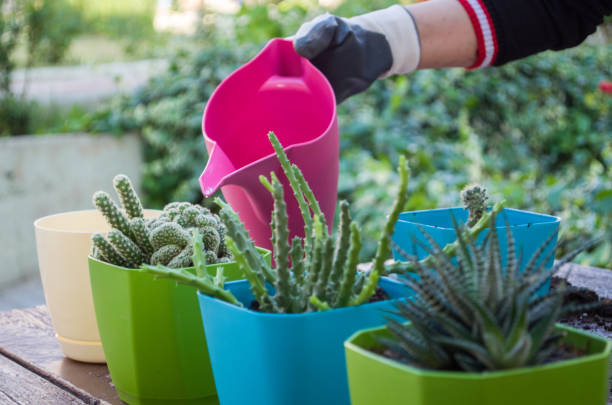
[197,277,404,319]
[34,209,161,235]
[88,246,271,273]
[345,323,612,379]
[397,207,560,231]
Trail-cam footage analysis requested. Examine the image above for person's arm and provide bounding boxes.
[293,0,612,102]
[407,0,478,69]
[456,0,612,68]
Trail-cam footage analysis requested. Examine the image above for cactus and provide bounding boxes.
[130,218,154,258]
[139,132,412,313]
[91,174,231,269]
[92,233,130,268]
[93,191,135,240]
[168,245,194,269]
[141,230,242,307]
[108,230,145,267]
[151,244,183,266]
[461,184,489,227]
[113,174,143,219]
[150,222,191,250]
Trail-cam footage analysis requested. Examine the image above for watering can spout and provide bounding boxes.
[200,146,234,197]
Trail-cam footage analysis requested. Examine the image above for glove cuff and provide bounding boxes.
[349,5,421,77]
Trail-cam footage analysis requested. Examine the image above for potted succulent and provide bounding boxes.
[141,133,502,405]
[346,218,611,405]
[88,174,270,405]
[390,185,561,282]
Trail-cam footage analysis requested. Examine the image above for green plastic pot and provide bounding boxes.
[88,249,270,405]
[345,324,611,405]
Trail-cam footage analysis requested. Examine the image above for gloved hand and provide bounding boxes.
[293,5,421,103]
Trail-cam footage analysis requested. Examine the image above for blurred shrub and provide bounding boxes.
[24,0,83,65]
[0,95,32,136]
[88,45,257,206]
[0,0,22,92]
[0,0,83,136]
[67,0,156,40]
[336,46,611,264]
[88,4,612,268]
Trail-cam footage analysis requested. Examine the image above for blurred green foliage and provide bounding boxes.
[24,0,83,65]
[337,48,612,265]
[0,0,160,135]
[67,0,156,40]
[85,2,612,268]
[0,0,82,135]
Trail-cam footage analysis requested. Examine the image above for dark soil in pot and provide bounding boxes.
[552,276,612,403]
[552,277,612,340]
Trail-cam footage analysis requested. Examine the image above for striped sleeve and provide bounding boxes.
[456,0,612,68]
[456,0,499,68]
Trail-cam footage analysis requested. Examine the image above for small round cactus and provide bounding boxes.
[151,222,191,250]
[200,226,221,253]
[167,245,195,268]
[151,244,183,266]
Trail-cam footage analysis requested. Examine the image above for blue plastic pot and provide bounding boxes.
[392,207,561,272]
[197,277,409,405]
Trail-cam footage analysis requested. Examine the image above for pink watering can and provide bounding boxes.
[200,38,339,251]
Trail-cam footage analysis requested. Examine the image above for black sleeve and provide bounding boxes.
[483,0,612,65]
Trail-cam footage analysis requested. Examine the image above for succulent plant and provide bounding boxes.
[379,213,596,372]
[91,174,231,268]
[141,132,410,313]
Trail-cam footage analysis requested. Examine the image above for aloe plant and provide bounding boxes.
[379,213,597,372]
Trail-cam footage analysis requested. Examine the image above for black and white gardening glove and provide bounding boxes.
[292,5,421,103]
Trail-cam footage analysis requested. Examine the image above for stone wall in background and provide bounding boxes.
[0,134,142,288]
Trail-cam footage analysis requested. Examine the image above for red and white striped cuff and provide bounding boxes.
[457,0,498,69]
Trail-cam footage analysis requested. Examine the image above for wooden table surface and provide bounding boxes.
[0,306,118,404]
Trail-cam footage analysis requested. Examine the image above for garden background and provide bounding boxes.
[1,0,611,306]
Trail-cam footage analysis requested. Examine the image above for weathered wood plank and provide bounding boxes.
[0,355,85,404]
[0,306,119,404]
[555,262,612,300]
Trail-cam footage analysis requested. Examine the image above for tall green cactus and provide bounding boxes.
[91,174,231,269]
[141,132,411,313]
